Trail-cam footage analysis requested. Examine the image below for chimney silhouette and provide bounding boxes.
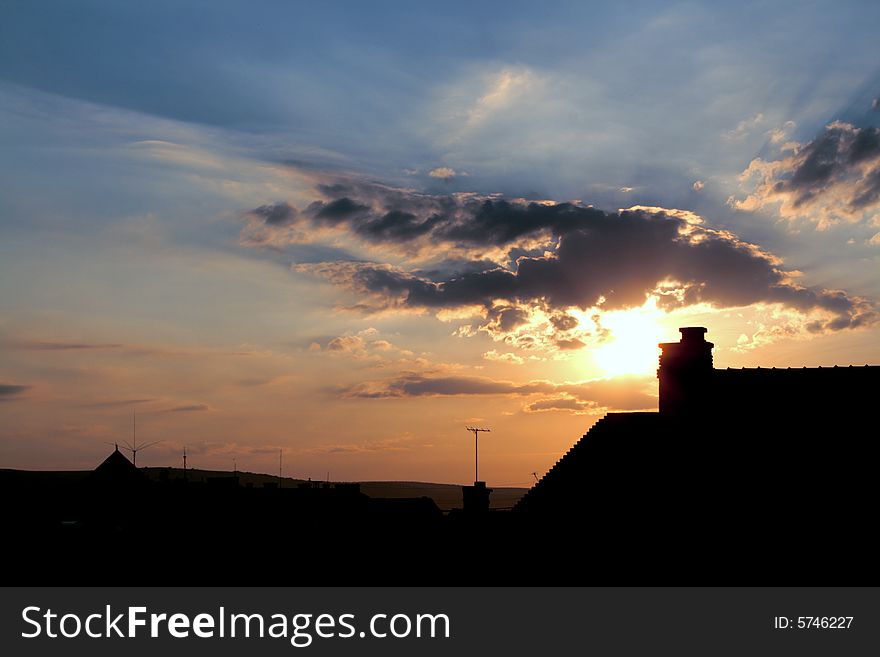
[658,327,714,416]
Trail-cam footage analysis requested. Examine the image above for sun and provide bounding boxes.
[592,304,667,376]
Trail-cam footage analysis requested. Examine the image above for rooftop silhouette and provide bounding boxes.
[514,327,880,576]
[4,326,878,585]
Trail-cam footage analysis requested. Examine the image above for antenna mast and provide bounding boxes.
[119,408,161,466]
[465,426,491,483]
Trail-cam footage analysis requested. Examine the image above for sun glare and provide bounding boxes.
[593,304,667,376]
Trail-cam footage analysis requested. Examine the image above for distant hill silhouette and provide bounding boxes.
[1,467,526,511]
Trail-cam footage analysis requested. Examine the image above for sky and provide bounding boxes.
[1,1,879,485]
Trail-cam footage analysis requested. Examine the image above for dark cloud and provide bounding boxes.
[294,204,874,332]
[342,373,549,398]
[241,178,874,335]
[248,182,600,251]
[339,373,656,412]
[313,197,370,222]
[736,121,880,219]
[0,383,31,401]
[247,201,298,226]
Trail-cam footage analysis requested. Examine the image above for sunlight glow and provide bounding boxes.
[593,303,667,376]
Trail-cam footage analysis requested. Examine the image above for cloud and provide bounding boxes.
[0,339,124,351]
[483,350,525,365]
[725,112,764,140]
[290,198,874,334]
[304,435,420,455]
[0,383,31,401]
[428,167,458,180]
[733,121,880,226]
[326,335,366,353]
[524,397,585,412]
[82,398,156,408]
[164,403,211,413]
[237,177,875,341]
[341,373,537,398]
[246,201,298,226]
[766,120,796,144]
[338,372,656,412]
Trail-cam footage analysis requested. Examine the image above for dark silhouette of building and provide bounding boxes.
[85,444,148,490]
[5,327,879,584]
[461,481,493,514]
[656,326,877,417]
[513,327,879,580]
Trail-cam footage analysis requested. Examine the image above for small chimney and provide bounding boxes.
[462,481,492,514]
[658,327,714,416]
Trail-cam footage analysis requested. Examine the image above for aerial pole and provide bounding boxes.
[183,445,188,480]
[465,427,490,482]
[119,408,161,466]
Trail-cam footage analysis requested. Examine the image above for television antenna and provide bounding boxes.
[465,426,491,483]
[115,410,162,466]
[531,471,539,484]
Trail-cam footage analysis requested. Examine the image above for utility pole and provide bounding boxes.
[278,449,282,488]
[465,427,490,483]
[183,446,188,480]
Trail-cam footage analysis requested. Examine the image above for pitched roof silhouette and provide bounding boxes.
[514,326,880,516]
[86,445,148,488]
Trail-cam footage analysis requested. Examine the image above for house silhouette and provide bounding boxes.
[514,327,880,571]
[85,445,148,490]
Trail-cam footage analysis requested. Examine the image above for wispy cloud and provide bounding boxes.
[337,372,657,413]
[163,404,211,413]
[725,112,764,140]
[1,339,124,351]
[82,398,156,408]
[0,383,31,401]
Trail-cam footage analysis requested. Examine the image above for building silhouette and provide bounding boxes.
[5,326,878,584]
[513,327,879,579]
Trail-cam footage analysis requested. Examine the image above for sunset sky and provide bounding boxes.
[1,1,879,485]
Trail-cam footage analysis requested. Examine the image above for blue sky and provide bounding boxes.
[1,1,879,480]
